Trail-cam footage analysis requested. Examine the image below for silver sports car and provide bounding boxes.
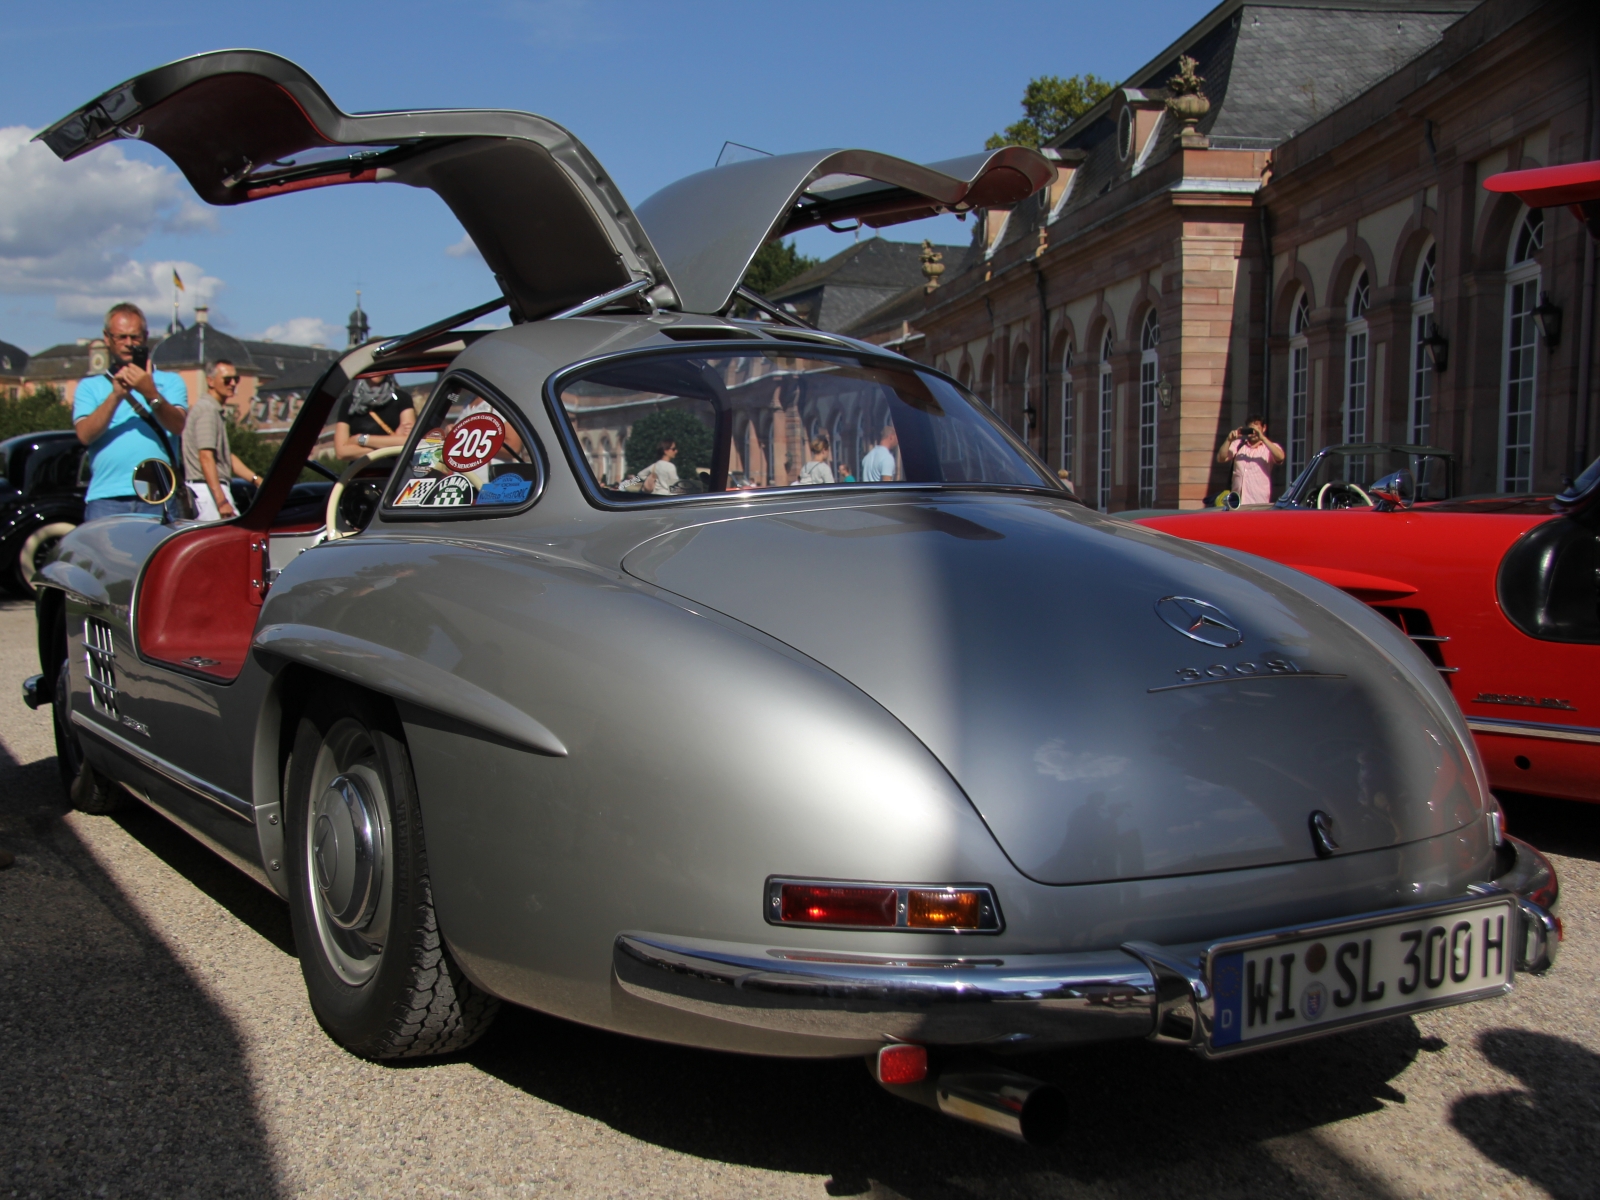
[25,52,1558,1145]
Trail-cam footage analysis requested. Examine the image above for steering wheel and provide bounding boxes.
[322,446,403,541]
[1316,481,1374,510]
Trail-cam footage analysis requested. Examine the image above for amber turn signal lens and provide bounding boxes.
[906,888,984,929]
[780,884,897,927]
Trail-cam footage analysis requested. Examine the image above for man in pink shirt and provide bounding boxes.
[1215,415,1285,505]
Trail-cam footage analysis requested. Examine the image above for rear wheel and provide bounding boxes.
[284,682,498,1058]
[53,655,124,814]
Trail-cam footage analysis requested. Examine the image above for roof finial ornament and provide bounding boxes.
[1166,55,1211,150]
[347,289,369,346]
[920,240,945,293]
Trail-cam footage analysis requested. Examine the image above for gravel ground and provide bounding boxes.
[2,596,1597,1199]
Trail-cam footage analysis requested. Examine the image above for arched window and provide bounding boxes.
[1502,209,1543,492]
[1012,343,1031,441]
[1288,291,1311,481]
[1060,342,1075,478]
[1138,310,1160,508]
[957,358,972,389]
[1344,269,1371,481]
[1098,330,1115,512]
[1410,243,1436,450]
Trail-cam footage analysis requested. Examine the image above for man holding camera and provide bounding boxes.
[1215,415,1284,506]
[74,302,188,521]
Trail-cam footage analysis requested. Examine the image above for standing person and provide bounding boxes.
[860,424,898,482]
[796,433,835,485]
[333,375,415,460]
[1215,415,1285,505]
[182,360,263,521]
[73,303,188,521]
[638,439,679,494]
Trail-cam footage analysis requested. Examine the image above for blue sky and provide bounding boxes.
[0,0,1214,354]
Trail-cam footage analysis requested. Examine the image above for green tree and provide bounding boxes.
[223,413,279,478]
[0,385,72,441]
[741,238,819,296]
[986,74,1117,150]
[625,410,713,486]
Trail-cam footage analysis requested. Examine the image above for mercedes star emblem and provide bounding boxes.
[1154,596,1245,648]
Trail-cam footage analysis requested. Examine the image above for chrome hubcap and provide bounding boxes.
[302,720,392,986]
[312,774,382,931]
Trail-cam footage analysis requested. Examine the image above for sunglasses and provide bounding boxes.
[217,375,241,384]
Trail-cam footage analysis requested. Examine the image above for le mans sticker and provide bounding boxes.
[444,412,506,473]
[394,477,437,506]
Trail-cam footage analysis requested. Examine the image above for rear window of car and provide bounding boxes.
[382,377,542,515]
[550,348,1059,500]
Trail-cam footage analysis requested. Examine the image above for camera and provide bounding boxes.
[126,344,149,371]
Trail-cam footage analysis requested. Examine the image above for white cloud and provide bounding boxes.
[0,125,221,323]
[445,233,481,260]
[257,316,342,347]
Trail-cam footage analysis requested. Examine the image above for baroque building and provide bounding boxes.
[847,0,1597,508]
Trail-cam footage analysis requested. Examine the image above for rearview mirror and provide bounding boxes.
[131,458,178,506]
[1370,469,1414,511]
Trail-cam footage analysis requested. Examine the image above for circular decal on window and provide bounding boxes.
[444,411,506,473]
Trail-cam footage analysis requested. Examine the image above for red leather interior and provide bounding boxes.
[135,525,264,680]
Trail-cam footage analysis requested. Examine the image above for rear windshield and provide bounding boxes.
[552,349,1059,499]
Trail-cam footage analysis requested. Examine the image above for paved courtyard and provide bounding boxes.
[2,596,1597,1199]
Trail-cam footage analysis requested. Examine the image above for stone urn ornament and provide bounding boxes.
[1166,55,1210,149]
[920,240,945,293]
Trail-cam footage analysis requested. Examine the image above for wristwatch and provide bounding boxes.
[358,433,369,448]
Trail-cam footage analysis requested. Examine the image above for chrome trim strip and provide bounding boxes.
[1466,716,1600,745]
[72,710,253,823]
[1148,672,1347,694]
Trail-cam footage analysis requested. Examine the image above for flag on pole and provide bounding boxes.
[172,269,185,292]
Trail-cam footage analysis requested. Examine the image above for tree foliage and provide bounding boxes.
[624,410,713,483]
[986,74,1117,150]
[741,239,819,297]
[0,386,72,441]
[224,413,279,478]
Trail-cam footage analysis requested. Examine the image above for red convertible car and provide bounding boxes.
[1142,159,1600,805]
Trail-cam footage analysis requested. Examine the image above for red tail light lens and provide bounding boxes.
[907,889,984,929]
[875,1043,929,1085]
[779,884,897,927]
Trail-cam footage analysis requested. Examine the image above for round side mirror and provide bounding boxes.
[1369,469,1415,511]
[131,458,178,506]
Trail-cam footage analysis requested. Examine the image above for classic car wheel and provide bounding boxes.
[12,521,75,596]
[52,656,124,814]
[284,683,498,1059]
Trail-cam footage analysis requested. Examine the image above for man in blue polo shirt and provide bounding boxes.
[74,302,189,520]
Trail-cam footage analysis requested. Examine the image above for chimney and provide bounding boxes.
[195,306,210,325]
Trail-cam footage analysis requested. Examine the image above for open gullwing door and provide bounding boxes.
[36,50,675,321]
[634,147,1056,316]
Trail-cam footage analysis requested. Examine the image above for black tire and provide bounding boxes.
[53,655,125,814]
[12,520,77,597]
[284,681,498,1059]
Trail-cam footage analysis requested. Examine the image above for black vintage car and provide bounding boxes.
[0,430,85,596]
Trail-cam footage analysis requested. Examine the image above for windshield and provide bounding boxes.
[1287,447,1453,506]
[553,348,1059,499]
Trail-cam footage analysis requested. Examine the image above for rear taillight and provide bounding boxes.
[767,879,1001,931]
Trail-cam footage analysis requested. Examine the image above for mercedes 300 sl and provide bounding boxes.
[23,52,1558,1144]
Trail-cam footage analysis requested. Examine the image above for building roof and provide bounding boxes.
[150,323,257,372]
[767,237,971,331]
[23,343,94,382]
[0,339,28,376]
[240,340,341,382]
[257,359,335,394]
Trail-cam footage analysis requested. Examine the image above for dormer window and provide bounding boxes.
[1117,106,1134,161]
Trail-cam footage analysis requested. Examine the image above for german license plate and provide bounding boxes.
[1207,895,1518,1053]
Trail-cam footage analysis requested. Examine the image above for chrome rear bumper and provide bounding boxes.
[613,837,1559,1051]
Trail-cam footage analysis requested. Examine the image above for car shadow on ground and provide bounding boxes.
[1450,1029,1600,1200]
[1496,791,1600,862]
[465,998,1422,1197]
[0,741,282,1198]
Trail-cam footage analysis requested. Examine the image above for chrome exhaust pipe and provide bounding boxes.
[870,1053,1068,1145]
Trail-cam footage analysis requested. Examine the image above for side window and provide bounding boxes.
[385,378,541,514]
